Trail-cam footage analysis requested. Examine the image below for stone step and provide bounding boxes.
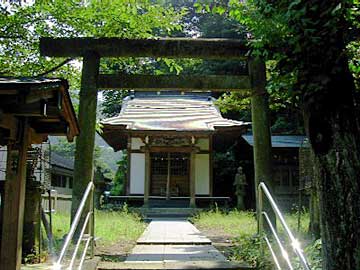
[133,208,199,218]
[147,200,190,208]
[97,261,254,270]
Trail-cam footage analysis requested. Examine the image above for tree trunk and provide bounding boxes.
[302,54,360,269]
[309,150,321,240]
[309,178,321,239]
[299,146,321,239]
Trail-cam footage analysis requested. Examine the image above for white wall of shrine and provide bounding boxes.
[130,153,145,194]
[195,153,210,195]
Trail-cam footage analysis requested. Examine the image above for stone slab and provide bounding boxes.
[98,261,254,270]
[125,245,226,263]
[137,220,211,245]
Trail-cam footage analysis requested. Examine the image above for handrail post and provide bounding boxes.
[55,181,94,266]
[258,182,312,270]
[89,182,95,258]
[47,189,53,255]
[258,184,263,234]
[258,184,264,259]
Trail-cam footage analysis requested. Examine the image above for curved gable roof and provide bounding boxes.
[100,93,249,150]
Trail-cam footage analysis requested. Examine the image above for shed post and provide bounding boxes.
[248,58,274,230]
[0,119,29,270]
[22,180,42,259]
[72,51,100,220]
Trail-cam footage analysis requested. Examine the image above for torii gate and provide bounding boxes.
[40,37,273,214]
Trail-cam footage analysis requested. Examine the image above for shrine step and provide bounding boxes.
[134,207,198,219]
[148,199,189,208]
[97,261,254,270]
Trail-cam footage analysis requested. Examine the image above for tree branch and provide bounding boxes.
[35,58,74,77]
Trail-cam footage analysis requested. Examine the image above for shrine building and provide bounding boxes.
[100,91,249,207]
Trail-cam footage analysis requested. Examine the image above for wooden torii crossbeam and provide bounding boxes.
[98,74,251,91]
[40,37,248,59]
[40,37,272,212]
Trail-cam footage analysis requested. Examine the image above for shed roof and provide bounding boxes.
[101,92,249,150]
[50,152,74,171]
[0,77,79,142]
[242,135,307,148]
[0,77,65,89]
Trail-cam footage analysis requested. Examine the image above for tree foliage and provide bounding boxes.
[110,151,127,196]
[1,1,185,95]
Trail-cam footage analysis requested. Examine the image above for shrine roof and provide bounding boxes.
[101,93,249,132]
[100,92,249,150]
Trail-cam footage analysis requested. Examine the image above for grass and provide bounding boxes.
[51,208,146,250]
[192,209,257,237]
[95,209,146,245]
[191,208,309,238]
[191,208,316,269]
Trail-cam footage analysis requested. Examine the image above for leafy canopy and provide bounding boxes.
[0,1,185,85]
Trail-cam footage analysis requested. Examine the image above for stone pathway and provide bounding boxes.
[136,219,211,245]
[97,218,253,269]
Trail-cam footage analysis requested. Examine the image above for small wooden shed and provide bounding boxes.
[0,77,79,270]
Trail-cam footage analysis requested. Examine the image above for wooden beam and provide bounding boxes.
[98,74,251,91]
[126,134,131,195]
[30,122,68,135]
[6,103,58,117]
[209,135,214,197]
[29,127,47,144]
[189,149,196,208]
[166,152,171,200]
[40,37,248,59]
[141,146,200,153]
[0,120,29,270]
[144,147,150,207]
[0,113,18,141]
[25,88,55,104]
[23,181,42,259]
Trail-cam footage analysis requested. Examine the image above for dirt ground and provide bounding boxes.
[95,238,136,262]
[194,225,236,260]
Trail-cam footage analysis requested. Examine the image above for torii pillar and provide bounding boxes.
[248,57,274,228]
[71,51,100,220]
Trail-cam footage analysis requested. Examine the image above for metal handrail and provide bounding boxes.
[258,182,311,270]
[53,181,94,270]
